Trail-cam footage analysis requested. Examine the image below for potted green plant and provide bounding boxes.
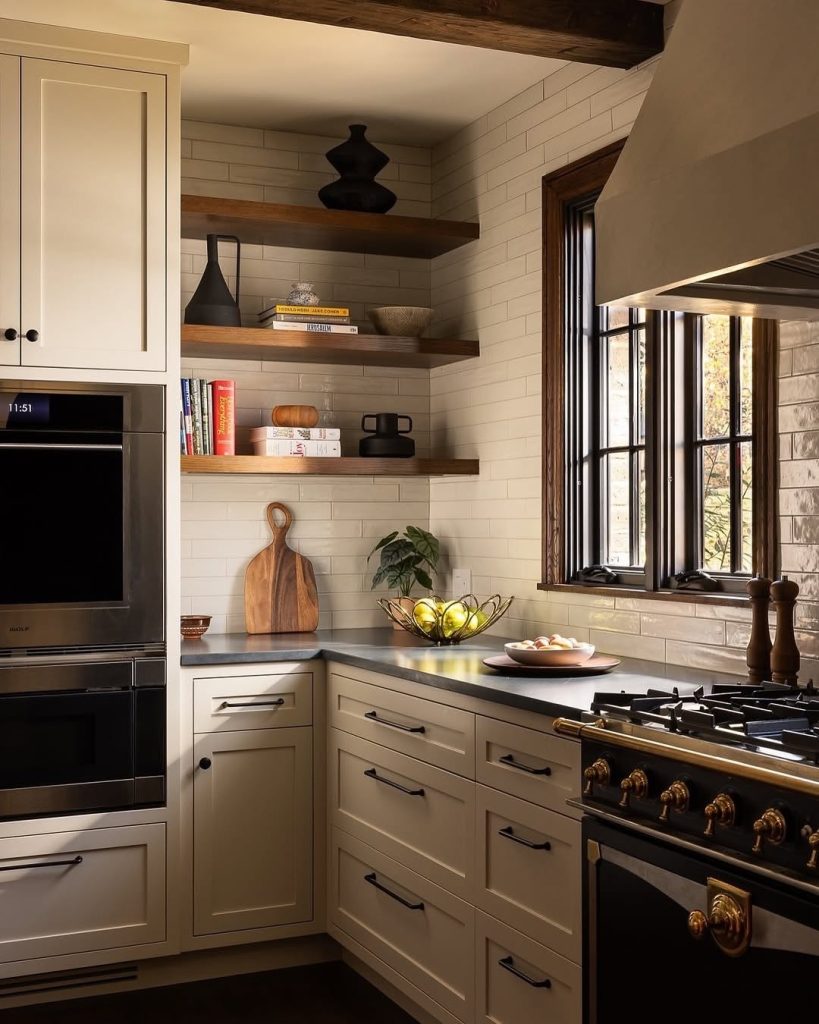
[369,526,440,627]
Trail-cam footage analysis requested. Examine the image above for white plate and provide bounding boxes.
[504,642,596,667]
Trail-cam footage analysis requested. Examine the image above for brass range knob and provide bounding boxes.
[752,808,787,855]
[704,793,736,837]
[582,758,611,797]
[659,780,690,823]
[619,768,649,809]
[687,892,750,956]
[806,831,819,871]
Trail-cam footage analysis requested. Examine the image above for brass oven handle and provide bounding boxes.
[687,893,750,956]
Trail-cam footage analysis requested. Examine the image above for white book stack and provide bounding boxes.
[250,426,342,457]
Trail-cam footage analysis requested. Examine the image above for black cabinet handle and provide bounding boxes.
[198,757,212,770]
[219,698,285,709]
[364,872,424,911]
[0,855,82,872]
[3,328,17,341]
[499,753,551,776]
[364,767,424,797]
[498,825,551,851]
[364,710,425,734]
[498,956,551,988]
[24,329,38,342]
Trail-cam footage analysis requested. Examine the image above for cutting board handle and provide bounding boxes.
[266,502,293,541]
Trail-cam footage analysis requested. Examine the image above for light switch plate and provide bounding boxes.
[451,568,472,597]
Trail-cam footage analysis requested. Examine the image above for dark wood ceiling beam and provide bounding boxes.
[168,0,664,69]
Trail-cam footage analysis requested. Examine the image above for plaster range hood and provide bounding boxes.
[595,0,819,320]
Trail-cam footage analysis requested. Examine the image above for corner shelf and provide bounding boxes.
[181,455,478,477]
[181,324,479,369]
[181,194,479,259]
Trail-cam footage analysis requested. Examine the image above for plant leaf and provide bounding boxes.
[414,567,433,590]
[379,539,416,568]
[405,525,440,569]
[370,565,389,590]
[368,531,398,562]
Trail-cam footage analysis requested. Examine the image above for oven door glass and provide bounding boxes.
[0,691,133,789]
[0,445,124,605]
[585,817,819,1022]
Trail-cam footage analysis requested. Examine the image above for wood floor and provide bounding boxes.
[0,963,418,1023]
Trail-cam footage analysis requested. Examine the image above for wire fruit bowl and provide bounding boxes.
[378,593,513,645]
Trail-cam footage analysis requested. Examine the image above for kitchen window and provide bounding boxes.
[542,142,778,598]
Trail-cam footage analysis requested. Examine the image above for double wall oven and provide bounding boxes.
[0,381,166,820]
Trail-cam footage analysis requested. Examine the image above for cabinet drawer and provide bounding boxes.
[330,829,474,1023]
[476,785,581,963]
[330,729,475,899]
[476,911,581,1024]
[0,824,165,966]
[476,717,579,817]
[328,666,475,777]
[193,672,312,732]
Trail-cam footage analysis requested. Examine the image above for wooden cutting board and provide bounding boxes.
[244,502,319,634]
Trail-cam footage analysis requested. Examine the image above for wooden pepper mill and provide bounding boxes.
[771,575,800,685]
[746,576,772,683]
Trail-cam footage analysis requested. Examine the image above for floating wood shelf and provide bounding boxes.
[181,195,479,259]
[181,324,479,369]
[181,455,478,476]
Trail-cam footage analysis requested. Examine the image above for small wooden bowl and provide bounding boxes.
[181,614,212,639]
[271,405,319,428]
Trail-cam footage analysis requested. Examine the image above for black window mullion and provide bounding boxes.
[729,316,743,574]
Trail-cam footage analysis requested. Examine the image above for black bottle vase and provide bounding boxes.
[318,124,397,214]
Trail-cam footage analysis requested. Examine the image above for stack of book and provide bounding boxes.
[180,379,235,456]
[258,303,358,335]
[249,426,341,458]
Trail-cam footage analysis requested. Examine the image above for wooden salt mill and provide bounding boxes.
[746,576,772,683]
[771,575,800,685]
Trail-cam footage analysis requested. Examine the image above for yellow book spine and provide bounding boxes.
[273,304,350,316]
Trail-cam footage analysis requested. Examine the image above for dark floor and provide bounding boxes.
[0,962,417,1023]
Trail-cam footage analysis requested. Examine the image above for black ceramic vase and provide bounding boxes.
[318,124,397,214]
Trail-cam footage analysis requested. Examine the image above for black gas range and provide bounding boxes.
[555,682,819,1023]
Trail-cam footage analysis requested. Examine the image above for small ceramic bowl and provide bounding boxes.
[504,641,596,667]
[367,306,433,337]
[181,614,212,640]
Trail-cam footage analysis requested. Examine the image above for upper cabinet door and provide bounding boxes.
[0,55,20,368]
[20,60,166,371]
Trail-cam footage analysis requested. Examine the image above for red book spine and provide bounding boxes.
[211,380,235,456]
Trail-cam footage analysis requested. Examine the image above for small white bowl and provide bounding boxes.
[504,642,596,667]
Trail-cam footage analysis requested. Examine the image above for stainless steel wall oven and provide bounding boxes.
[0,380,164,652]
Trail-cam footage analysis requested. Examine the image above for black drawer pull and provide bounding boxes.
[499,753,551,776]
[219,698,285,709]
[498,825,551,851]
[0,855,83,873]
[364,710,425,734]
[364,767,425,797]
[499,956,551,988]
[364,872,424,910]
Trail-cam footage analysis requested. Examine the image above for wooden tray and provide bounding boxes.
[482,654,621,676]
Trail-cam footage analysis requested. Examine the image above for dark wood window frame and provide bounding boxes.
[540,141,779,605]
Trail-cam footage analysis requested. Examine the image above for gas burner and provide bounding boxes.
[591,681,819,763]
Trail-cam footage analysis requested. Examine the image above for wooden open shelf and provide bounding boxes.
[181,455,478,476]
[181,195,479,259]
[181,324,479,369]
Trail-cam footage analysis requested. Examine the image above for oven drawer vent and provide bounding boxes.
[0,962,138,1000]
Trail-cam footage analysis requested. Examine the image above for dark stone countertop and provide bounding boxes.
[181,627,744,720]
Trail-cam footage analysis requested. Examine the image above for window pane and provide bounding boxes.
[638,448,646,567]
[740,317,753,436]
[605,452,631,566]
[701,443,732,570]
[604,306,630,331]
[740,440,753,573]
[637,329,647,443]
[701,315,731,439]
[606,335,630,447]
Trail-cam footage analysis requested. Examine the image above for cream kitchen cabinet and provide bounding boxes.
[1,56,167,371]
[192,726,313,936]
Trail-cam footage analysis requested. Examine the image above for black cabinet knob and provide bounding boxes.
[24,329,39,342]
[198,757,212,770]
[3,328,17,341]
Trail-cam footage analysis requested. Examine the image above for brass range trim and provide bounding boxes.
[553,717,819,798]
